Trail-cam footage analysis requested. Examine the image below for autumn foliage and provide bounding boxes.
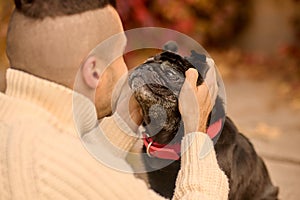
[117,0,252,47]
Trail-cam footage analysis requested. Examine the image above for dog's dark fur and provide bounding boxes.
[129,51,279,199]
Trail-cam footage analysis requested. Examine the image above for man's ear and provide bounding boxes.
[82,56,100,89]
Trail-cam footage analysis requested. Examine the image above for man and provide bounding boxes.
[0,0,229,199]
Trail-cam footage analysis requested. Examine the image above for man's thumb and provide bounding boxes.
[185,68,198,89]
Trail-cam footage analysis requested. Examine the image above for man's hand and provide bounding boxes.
[179,65,218,134]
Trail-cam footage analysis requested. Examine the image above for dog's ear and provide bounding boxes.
[163,41,178,53]
[82,56,100,89]
[185,50,209,80]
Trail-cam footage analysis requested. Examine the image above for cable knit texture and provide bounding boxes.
[0,69,229,200]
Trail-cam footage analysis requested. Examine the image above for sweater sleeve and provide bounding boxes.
[132,132,229,200]
[173,132,229,200]
[99,113,139,157]
[144,132,229,200]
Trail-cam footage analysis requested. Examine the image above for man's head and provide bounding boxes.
[7,0,128,119]
[14,0,116,19]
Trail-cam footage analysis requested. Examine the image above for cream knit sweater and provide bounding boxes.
[0,69,229,200]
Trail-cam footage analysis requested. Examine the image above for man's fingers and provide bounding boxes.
[179,68,199,118]
[180,68,198,108]
[185,68,198,90]
[204,58,218,107]
[178,75,199,134]
[205,58,217,92]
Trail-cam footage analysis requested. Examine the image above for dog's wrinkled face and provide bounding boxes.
[129,51,204,144]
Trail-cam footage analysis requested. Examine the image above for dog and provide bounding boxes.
[128,49,279,200]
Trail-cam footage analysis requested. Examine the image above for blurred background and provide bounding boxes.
[1,0,300,199]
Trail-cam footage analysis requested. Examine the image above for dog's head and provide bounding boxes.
[129,50,210,144]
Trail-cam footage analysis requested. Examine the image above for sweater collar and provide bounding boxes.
[5,68,98,135]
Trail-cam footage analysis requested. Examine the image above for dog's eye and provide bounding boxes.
[165,70,179,80]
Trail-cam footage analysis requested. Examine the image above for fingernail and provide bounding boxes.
[186,68,198,79]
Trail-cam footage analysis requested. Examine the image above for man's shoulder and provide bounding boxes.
[1,92,42,117]
[0,92,62,133]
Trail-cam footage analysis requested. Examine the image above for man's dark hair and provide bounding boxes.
[14,0,116,19]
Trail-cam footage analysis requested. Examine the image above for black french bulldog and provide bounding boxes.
[128,49,279,200]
